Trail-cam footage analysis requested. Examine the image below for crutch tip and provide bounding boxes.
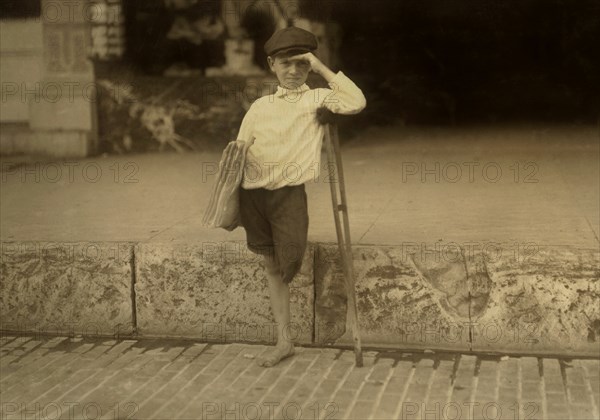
[355,352,364,367]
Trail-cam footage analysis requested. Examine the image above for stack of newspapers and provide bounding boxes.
[202,140,252,231]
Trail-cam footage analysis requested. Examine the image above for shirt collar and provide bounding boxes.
[274,83,310,98]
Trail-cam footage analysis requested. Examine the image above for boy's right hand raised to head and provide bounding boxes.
[288,52,337,83]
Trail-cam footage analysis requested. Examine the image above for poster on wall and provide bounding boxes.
[90,0,126,60]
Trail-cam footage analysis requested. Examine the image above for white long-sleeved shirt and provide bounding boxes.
[237,71,366,190]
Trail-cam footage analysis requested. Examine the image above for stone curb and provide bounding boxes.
[1,241,598,357]
[315,244,600,357]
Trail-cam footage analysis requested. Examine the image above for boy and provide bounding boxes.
[237,26,366,367]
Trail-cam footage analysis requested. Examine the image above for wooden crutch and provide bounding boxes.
[323,122,364,367]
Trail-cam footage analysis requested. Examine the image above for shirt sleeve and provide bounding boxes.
[236,104,256,143]
[320,71,367,114]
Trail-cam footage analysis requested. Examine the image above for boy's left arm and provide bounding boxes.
[294,52,367,115]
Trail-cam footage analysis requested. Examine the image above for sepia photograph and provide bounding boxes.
[0,0,599,419]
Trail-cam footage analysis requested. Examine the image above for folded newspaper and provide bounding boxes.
[202,140,252,231]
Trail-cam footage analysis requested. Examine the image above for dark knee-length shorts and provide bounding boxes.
[239,184,308,284]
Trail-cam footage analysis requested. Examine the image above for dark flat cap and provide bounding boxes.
[264,26,318,57]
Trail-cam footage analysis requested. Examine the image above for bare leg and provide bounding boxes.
[257,254,295,367]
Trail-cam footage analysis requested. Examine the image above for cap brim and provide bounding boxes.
[270,47,313,57]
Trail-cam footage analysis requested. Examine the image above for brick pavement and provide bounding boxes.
[0,335,598,420]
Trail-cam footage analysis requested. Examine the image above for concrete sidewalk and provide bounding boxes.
[1,334,599,420]
[1,125,598,245]
[1,125,599,356]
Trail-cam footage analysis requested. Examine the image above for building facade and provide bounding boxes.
[1,0,340,157]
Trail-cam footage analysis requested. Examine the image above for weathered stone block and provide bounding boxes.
[315,244,600,356]
[471,247,600,356]
[315,244,471,351]
[0,241,134,336]
[134,241,314,344]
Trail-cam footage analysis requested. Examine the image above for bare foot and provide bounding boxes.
[257,343,295,367]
